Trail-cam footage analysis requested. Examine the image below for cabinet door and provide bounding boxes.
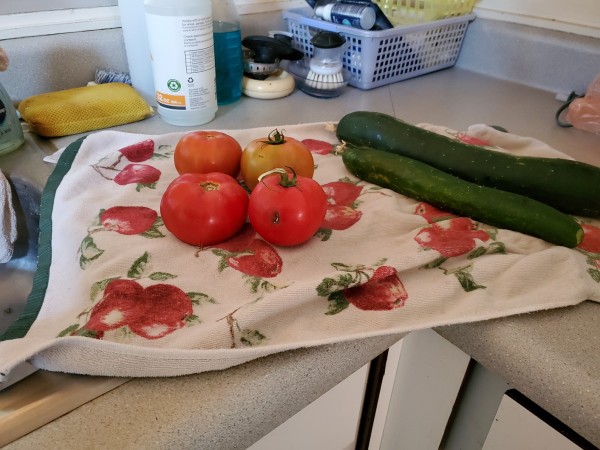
[483,395,583,450]
[248,364,369,450]
[379,329,471,450]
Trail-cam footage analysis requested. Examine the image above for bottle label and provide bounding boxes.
[145,13,217,112]
[330,3,375,29]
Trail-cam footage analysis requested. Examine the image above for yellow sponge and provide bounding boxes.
[18,82,154,137]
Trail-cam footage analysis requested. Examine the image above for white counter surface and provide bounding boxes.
[4,67,600,448]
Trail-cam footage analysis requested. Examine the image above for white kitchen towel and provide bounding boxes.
[0,122,598,380]
[0,169,17,263]
[43,146,65,164]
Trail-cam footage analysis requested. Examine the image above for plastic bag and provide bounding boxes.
[565,73,600,134]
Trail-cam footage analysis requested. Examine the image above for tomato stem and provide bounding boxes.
[258,167,298,188]
[265,128,286,145]
[199,181,220,191]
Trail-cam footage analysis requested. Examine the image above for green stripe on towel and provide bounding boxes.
[0,137,86,341]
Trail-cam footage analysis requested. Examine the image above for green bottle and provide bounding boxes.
[0,81,25,156]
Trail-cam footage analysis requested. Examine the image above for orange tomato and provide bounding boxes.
[240,129,314,190]
[174,131,242,178]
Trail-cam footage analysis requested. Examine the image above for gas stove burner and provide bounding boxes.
[242,35,303,80]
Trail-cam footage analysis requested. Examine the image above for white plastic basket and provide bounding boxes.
[283,8,475,90]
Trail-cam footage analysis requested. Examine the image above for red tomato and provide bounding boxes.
[160,172,248,246]
[174,131,242,177]
[241,129,314,191]
[248,169,327,247]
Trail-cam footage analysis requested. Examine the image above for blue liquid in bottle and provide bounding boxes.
[213,21,243,105]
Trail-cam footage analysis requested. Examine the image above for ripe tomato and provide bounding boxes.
[174,131,242,178]
[241,129,314,190]
[160,172,248,246]
[248,168,327,247]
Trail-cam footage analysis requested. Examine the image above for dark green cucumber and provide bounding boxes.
[336,111,600,218]
[342,145,583,248]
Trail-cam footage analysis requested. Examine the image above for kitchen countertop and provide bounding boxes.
[4,66,600,448]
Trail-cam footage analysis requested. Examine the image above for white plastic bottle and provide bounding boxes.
[118,0,156,106]
[144,0,217,126]
[315,0,376,30]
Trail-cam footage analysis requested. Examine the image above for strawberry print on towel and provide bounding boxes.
[414,202,506,292]
[60,251,210,340]
[90,139,173,191]
[318,178,364,240]
[208,224,285,295]
[317,260,408,315]
[577,223,600,282]
[78,206,165,269]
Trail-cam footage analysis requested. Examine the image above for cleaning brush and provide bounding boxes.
[305,31,346,92]
[306,58,345,90]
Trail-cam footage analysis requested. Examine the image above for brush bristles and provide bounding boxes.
[305,70,345,90]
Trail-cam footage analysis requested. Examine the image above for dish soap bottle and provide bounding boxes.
[144,0,217,126]
[0,81,25,156]
[212,0,243,105]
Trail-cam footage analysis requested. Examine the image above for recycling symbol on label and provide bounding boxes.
[167,79,182,92]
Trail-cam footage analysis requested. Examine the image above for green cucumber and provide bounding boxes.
[336,111,600,218]
[342,144,583,248]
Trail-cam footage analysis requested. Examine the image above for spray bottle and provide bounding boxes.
[0,82,24,156]
[0,48,24,156]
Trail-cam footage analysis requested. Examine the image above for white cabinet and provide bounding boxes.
[248,339,405,450]
[378,329,471,450]
[392,331,589,450]
[249,329,591,450]
[483,396,583,450]
[247,362,369,450]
